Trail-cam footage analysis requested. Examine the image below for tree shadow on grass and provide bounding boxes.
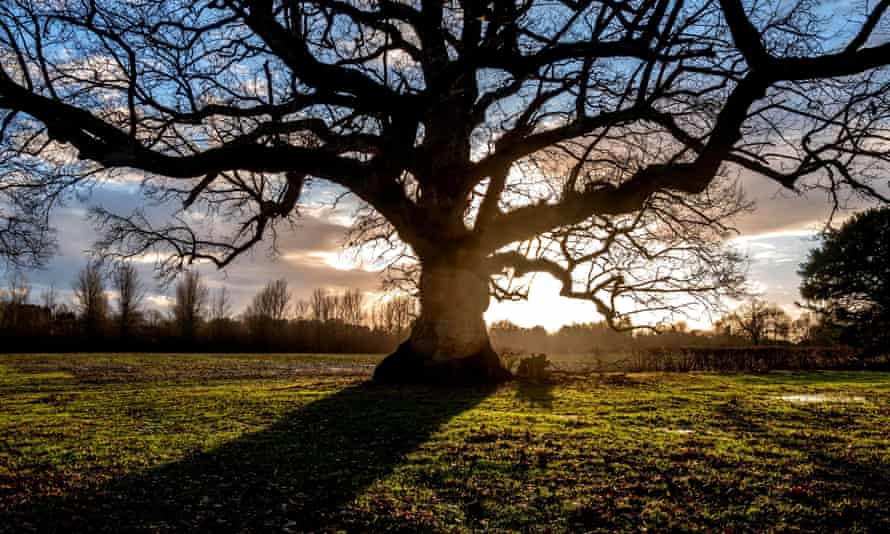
[728,371,890,386]
[514,379,555,408]
[711,398,890,530]
[3,382,496,533]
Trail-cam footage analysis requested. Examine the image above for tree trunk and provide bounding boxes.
[373,259,511,384]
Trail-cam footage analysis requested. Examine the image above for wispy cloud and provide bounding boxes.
[0,172,858,328]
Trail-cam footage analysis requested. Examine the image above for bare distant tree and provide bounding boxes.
[246,279,292,322]
[3,270,30,307]
[145,309,165,331]
[40,283,58,317]
[209,287,232,323]
[310,289,333,323]
[207,286,233,341]
[305,288,365,325]
[4,1,890,381]
[0,270,31,330]
[73,261,107,338]
[244,279,292,341]
[372,296,417,336]
[112,262,144,338]
[723,298,790,345]
[292,299,311,321]
[336,289,365,326]
[766,306,792,343]
[790,312,819,344]
[172,271,208,341]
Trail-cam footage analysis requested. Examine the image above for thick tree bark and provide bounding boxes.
[373,257,511,384]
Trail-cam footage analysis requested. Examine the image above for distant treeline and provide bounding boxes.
[0,261,844,356]
[489,307,833,357]
[626,346,875,373]
[0,262,415,353]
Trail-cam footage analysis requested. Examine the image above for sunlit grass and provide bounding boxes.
[1,353,889,532]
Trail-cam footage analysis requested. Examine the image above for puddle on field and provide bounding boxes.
[774,393,867,404]
[658,428,696,435]
[292,365,374,375]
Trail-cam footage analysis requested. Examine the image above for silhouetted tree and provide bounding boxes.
[0,271,31,332]
[73,261,107,339]
[371,295,417,337]
[172,271,207,342]
[209,287,232,323]
[112,262,144,339]
[3,1,890,381]
[720,298,790,345]
[334,289,365,326]
[244,279,292,341]
[7,271,30,304]
[247,279,292,322]
[40,283,58,317]
[765,306,792,343]
[790,313,815,344]
[145,309,166,331]
[206,286,235,344]
[800,208,890,354]
[310,289,334,323]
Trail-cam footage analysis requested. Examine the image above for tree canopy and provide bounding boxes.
[800,207,890,352]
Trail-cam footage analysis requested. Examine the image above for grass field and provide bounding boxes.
[1,353,889,532]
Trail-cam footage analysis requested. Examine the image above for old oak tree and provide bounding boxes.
[2,0,890,382]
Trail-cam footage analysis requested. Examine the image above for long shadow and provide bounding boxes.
[2,382,496,533]
[515,379,555,408]
[712,399,890,530]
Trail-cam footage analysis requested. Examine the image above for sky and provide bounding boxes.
[0,171,856,332]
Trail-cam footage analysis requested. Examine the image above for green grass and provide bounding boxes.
[1,353,889,532]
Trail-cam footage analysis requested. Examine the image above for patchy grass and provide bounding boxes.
[1,353,889,532]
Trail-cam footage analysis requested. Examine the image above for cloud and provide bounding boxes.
[2,185,382,316]
[729,231,821,309]
[733,175,832,236]
[0,170,868,328]
[732,171,887,237]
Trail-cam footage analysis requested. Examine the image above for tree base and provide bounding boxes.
[373,341,513,384]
